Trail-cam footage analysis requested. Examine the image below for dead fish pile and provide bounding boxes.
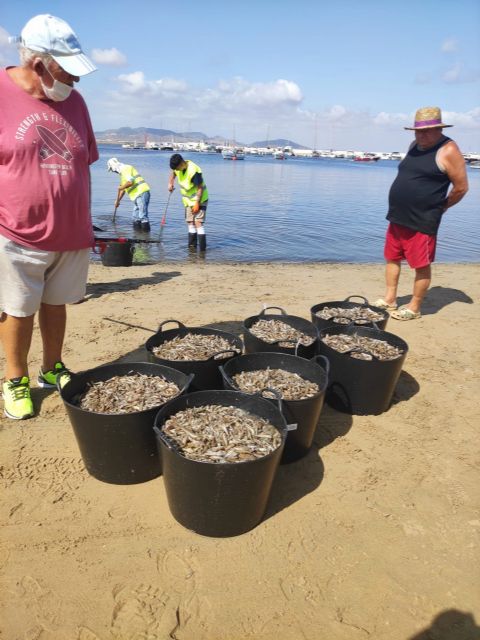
[249,319,314,347]
[316,305,385,324]
[322,333,403,361]
[232,368,319,400]
[152,334,239,361]
[162,405,282,463]
[77,373,180,414]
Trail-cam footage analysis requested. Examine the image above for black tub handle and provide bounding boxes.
[259,388,296,430]
[260,387,284,413]
[157,319,186,333]
[209,349,240,362]
[153,425,175,450]
[345,320,357,331]
[312,354,330,378]
[218,365,238,389]
[344,295,369,305]
[344,346,380,360]
[294,338,302,356]
[179,373,195,395]
[259,306,287,316]
[269,338,296,348]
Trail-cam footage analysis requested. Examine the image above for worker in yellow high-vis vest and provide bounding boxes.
[107,158,151,231]
[168,154,209,251]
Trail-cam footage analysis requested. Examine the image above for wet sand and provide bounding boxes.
[1,261,479,639]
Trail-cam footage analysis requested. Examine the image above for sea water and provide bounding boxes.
[91,145,480,263]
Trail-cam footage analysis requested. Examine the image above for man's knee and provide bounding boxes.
[415,265,431,277]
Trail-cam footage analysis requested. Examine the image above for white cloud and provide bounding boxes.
[443,62,463,83]
[117,71,188,95]
[86,68,480,151]
[442,62,480,84]
[0,25,17,66]
[373,111,410,127]
[442,107,480,128]
[441,38,457,53]
[91,47,127,66]
[0,25,10,46]
[214,77,302,107]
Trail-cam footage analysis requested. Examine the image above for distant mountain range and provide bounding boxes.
[94,127,307,149]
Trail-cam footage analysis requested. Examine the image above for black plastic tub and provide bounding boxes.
[310,295,389,332]
[220,352,329,463]
[318,325,408,415]
[60,362,193,484]
[154,390,287,537]
[99,240,134,267]
[243,307,319,359]
[145,320,243,391]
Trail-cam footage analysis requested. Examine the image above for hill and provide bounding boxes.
[94,127,306,148]
[249,138,308,149]
[95,127,230,145]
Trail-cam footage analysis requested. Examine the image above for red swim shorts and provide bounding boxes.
[384,223,437,269]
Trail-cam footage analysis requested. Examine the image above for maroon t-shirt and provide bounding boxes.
[0,68,99,251]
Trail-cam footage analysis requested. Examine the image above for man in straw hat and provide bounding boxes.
[0,15,98,420]
[376,106,468,320]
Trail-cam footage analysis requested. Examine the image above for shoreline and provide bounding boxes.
[1,261,479,639]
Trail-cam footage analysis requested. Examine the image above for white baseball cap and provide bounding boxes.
[107,158,123,172]
[14,14,97,76]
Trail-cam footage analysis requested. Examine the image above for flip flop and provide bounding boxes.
[391,307,421,321]
[374,298,398,311]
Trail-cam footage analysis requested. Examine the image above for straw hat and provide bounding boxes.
[405,106,453,130]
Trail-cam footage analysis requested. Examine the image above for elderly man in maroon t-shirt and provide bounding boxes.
[0,15,97,419]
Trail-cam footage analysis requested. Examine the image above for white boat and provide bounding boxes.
[273,150,287,160]
[222,147,245,160]
[469,161,480,169]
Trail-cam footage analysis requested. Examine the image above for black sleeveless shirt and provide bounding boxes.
[387,136,451,235]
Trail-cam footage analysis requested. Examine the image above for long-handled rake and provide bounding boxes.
[158,191,172,239]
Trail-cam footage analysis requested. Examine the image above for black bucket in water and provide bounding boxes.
[318,324,408,415]
[220,352,329,463]
[60,362,193,484]
[99,239,134,267]
[310,295,389,332]
[154,390,287,537]
[243,306,319,359]
[145,320,243,391]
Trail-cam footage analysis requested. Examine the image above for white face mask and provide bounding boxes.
[40,64,74,102]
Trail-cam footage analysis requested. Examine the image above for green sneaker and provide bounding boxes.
[37,361,71,389]
[2,376,34,420]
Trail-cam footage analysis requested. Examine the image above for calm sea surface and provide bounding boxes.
[91,145,480,263]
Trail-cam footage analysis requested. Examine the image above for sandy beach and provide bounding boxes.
[1,260,479,640]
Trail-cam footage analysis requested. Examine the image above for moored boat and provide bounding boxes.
[353,153,380,162]
[222,147,245,160]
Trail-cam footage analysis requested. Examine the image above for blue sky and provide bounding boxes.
[1,0,479,151]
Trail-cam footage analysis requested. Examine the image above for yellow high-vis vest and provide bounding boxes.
[120,165,150,201]
[174,160,209,207]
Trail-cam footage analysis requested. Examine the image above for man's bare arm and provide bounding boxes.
[440,142,469,210]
